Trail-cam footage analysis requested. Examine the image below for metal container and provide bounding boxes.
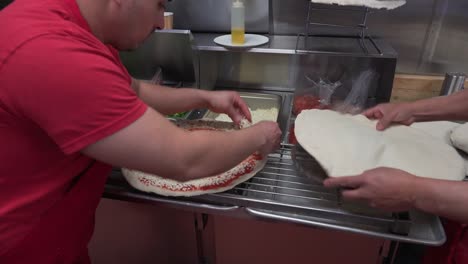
[203,91,282,122]
[440,72,466,96]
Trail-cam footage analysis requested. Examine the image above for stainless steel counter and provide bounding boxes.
[167,0,468,75]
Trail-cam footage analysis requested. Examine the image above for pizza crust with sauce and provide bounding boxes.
[121,119,267,197]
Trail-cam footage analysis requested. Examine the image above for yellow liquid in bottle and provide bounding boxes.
[231,28,245,45]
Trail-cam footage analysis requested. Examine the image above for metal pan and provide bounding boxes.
[203,92,282,122]
[291,143,329,184]
[291,143,412,235]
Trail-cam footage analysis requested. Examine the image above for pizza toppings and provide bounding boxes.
[239,117,252,129]
[288,124,298,145]
[213,107,279,124]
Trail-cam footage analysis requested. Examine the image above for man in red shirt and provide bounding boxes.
[0,0,281,263]
[324,90,468,263]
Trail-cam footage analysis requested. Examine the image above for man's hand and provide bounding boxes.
[252,121,282,157]
[323,167,420,212]
[206,91,252,125]
[364,102,416,131]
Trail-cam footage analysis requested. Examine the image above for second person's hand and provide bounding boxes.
[364,102,416,131]
[323,167,420,212]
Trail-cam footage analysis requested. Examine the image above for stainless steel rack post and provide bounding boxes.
[296,1,383,55]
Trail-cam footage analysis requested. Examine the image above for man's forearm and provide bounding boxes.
[412,178,468,223]
[410,89,468,122]
[176,126,268,181]
[133,79,210,115]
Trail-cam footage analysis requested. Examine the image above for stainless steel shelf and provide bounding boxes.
[192,33,397,58]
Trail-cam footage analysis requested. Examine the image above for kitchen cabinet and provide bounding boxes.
[89,199,198,264]
[89,199,390,264]
[209,215,388,264]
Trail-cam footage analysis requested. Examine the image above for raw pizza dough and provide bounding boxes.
[410,121,468,176]
[451,123,468,155]
[122,119,267,197]
[310,0,406,10]
[294,110,465,181]
[410,121,460,146]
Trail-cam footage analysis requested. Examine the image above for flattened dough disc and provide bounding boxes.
[295,110,465,181]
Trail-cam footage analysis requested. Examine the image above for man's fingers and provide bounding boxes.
[363,107,381,119]
[401,119,413,126]
[362,107,389,130]
[341,189,366,200]
[375,111,383,119]
[323,175,364,189]
[376,117,392,131]
[229,112,244,125]
[362,108,374,118]
[235,97,252,122]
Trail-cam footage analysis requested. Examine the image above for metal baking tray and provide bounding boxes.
[202,92,282,122]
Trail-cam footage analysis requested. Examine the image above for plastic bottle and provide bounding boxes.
[231,0,245,45]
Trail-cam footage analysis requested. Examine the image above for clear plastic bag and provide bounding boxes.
[335,70,378,115]
[293,68,378,116]
[306,76,342,106]
[293,77,342,115]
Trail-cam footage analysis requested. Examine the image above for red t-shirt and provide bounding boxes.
[0,0,147,254]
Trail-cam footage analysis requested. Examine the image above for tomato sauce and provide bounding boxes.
[293,95,330,115]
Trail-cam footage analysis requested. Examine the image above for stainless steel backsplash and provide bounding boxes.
[168,0,468,75]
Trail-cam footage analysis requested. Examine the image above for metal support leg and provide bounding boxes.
[194,213,210,264]
[305,1,313,49]
[385,241,400,264]
[359,8,370,54]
